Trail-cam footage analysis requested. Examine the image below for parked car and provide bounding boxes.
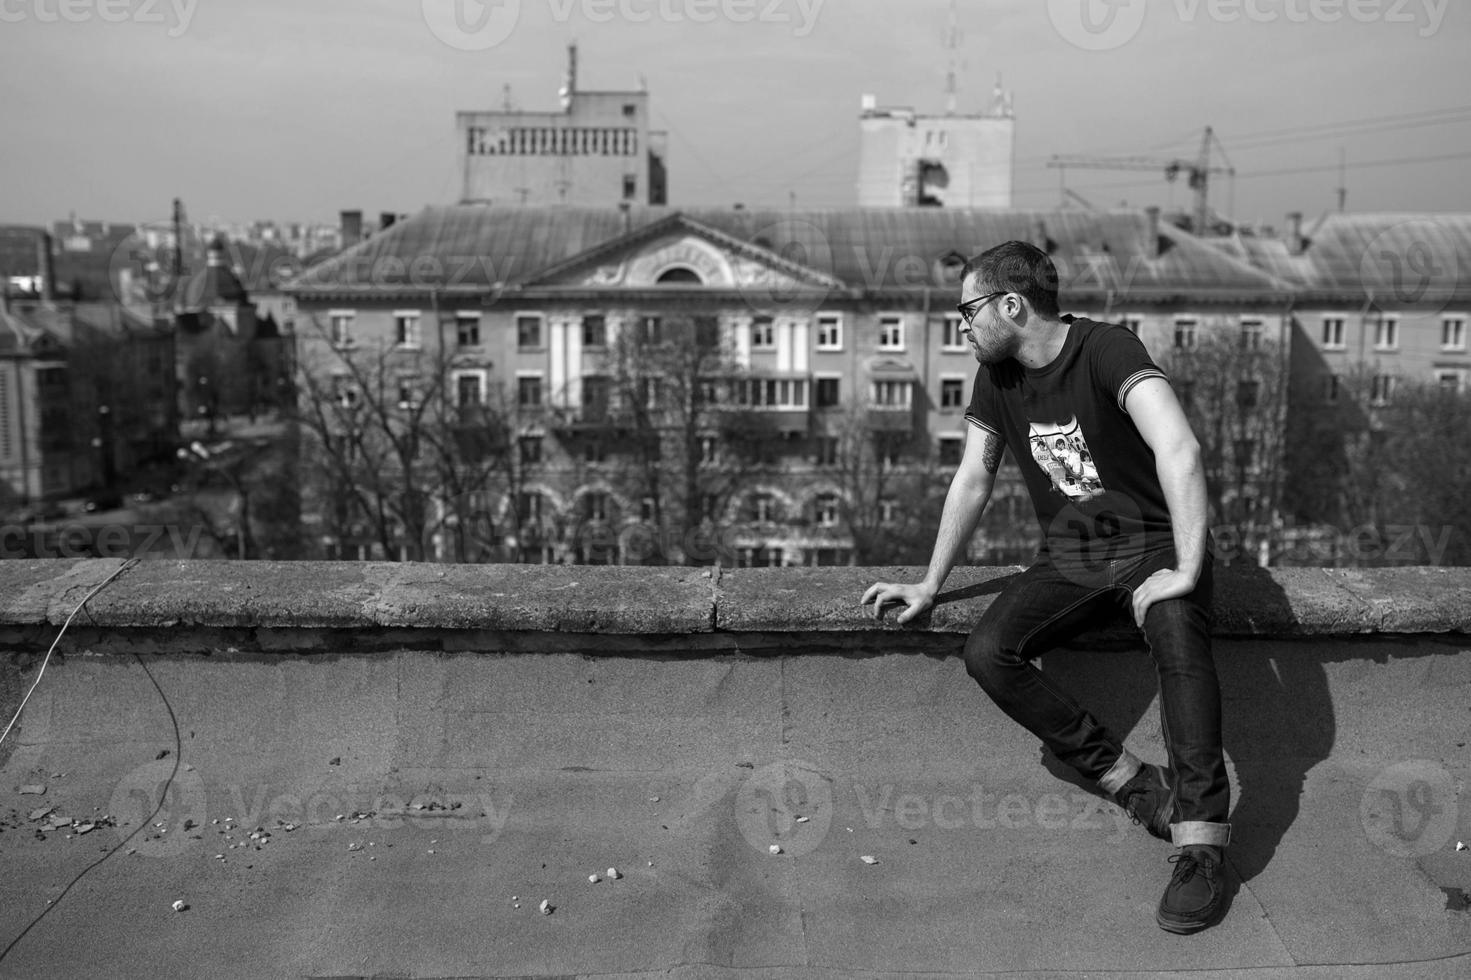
[83,492,125,513]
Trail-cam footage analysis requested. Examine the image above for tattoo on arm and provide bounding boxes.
[981,434,1003,474]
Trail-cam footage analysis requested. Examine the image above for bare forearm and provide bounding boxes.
[921,477,991,593]
[1156,444,1208,583]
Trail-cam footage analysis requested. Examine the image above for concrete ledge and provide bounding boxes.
[0,560,1466,652]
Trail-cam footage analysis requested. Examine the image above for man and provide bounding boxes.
[861,240,1230,934]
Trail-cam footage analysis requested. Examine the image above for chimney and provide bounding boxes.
[38,230,56,301]
[1285,211,1305,255]
[380,212,398,233]
[340,210,363,247]
[1144,206,1161,259]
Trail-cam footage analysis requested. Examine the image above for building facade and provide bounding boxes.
[856,84,1015,208]
[283,203,1298,565]
[458,48,668,207]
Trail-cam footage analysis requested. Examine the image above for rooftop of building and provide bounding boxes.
[284,204,1301,302]
[0,559,1467,977]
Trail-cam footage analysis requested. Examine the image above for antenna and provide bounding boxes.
[501,83,515,112]
[1336,146,1348,212]
[944,0,962,115]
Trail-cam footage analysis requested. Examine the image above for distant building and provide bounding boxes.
[457,46,668,207]
[173,235,294,424]
[856,80,1015,208]
[0,294,177,508]
[283,203,1292,565]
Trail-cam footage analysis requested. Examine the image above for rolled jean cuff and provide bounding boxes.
[1171,821,1231,847]
[1097,749,1142,798]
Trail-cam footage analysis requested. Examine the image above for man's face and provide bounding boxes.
[957,278,1017,364]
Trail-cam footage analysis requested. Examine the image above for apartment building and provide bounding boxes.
[283,203,1292,564]
[0,295,177,508]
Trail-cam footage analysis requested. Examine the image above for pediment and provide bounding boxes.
[524,214,843,291]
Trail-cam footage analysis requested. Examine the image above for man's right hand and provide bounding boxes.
[860,582,936,624]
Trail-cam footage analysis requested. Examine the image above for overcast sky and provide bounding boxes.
[1,0,1468,230]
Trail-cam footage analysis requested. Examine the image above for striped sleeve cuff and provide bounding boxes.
[964,413,1000,435]
[1117,368,1168,412]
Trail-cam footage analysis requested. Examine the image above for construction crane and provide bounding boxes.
[1047,127,1235,235]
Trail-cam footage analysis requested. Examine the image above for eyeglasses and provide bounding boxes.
[956,291,1006,326]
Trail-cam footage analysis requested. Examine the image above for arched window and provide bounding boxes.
[656,266,703,285]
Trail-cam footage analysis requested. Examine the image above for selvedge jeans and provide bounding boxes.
[962,546,1230,848]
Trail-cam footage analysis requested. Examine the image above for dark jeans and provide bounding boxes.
[962,546,1230,847]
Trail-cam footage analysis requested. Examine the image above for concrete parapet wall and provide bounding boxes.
[0,559,1467,655]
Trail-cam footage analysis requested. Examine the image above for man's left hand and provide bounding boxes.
[1131,567,1197,628]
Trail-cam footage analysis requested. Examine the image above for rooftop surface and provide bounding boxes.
[0,560,1468,979]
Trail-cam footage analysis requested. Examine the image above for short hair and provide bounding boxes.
[961,240,1061,319]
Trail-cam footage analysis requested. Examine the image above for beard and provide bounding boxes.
[970,326,1018,365]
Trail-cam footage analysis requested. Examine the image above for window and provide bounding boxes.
[393,311,421,349]
[584,492,610,522]
[938,436,963,466]
[517,491,543,523]
[583,441,607,464]
[751,316,775,349]
[581,314,607,348]
[582,376,611,419]
[638,316,662,344]
[750,492,777,523]
[804,547,852,567]
[1236,379,1260,408]
[738,546,784,568]
[871,379,912,409]
[396,375,419,409]
[1442,316,1466,351]
[1371,373,1395,405]
[1322,317,1346,349]
[456,313,481,347]
[876,439,903,469]
[622,175,637,200]
[517,314,543,349]
[815,376,841,408]
[1240,319,1263,350]
[1374,315,1399,351]
[329,310,355,347]
[814,436,838,466]
[517,375,543,407]
[456,373,483,407]
[1435,369,1465,394]
[1123,315,1144,336]
[332,375,358,409]
[1175,379,1194,411]
[519,436,542,465]
[735,377,808,409]
[816,314,843,350]
[638,377,662,410]
[1173,317,1197,350]
[879,499,899,525]
[1324,373,1341,403]
[940,377,965,410]
[622,103,637,118]
[942,314,966,350]
[878,315,905,351]
[814,492,839,528]
[699,436,719,466]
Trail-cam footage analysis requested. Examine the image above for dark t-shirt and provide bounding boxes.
[965,316,1176,563]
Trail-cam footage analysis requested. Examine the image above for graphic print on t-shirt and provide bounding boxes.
[1028,416,1104,502]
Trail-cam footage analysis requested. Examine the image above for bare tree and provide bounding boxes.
[828,403,949,566]
[1163,328,1289,565]
[580,314,778,564]
[291,312,517,562]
